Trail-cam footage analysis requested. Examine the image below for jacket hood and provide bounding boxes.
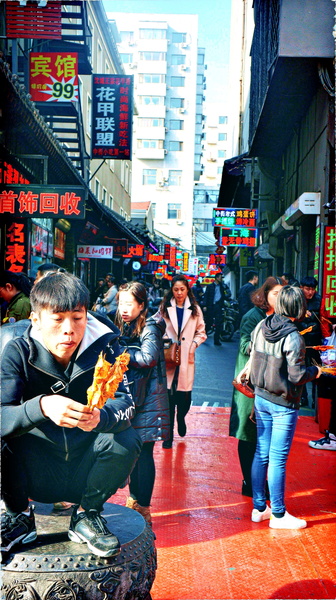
[262,313,297,343]
[147,311,166,335]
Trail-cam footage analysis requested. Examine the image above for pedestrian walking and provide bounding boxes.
[237,270,259,325]
[116,282,170,524]
[229,276,284,497]
[297,276,322,406]
[159,275,207,448]
[246,285,322,529]
[203,272,230,345]
[0,272,141,556]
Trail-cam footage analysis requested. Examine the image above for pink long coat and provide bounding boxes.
[162,297,207,391]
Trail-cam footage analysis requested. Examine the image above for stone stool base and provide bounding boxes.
[1,502,156,600]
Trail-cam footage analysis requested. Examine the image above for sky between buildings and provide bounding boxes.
[103,0,232,102]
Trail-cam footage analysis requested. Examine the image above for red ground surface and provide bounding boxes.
[114,407,336,600]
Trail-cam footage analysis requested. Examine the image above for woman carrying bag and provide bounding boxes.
[115,282,170,525]
[160,275,207,449]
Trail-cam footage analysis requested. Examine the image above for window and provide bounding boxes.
[143,169,157,185]
[169,141,183,151]
[138,117,164,127]
[219,116,228,124]
[218,166,223,174]
[196,94,203,105]
[102,188,107,205]
[169,170,182,185]
[97,42,103,72]
[138,139,164,149]
[105,61,110,73]
[139,51,166,61]
[195,114,202,124]
[170,97,184,108]
[120,53,133,63]
[197,53,205,65]
[139,73,166,84]
[170,119,183,130]
[95,179,100,200]
[218,133,227,141]
[109,195,113,209]
[152,203,156,218]
[218,150,226,158]
[172,32,186,43]
[171,76,185,87]
[120,31,134,43]
[109,159,114,171]
[168,203,181,219]
[139,28,166,39]
[171,54,186,65]
[197,74,203,85]
[139,96,165,106]
[195,134,202,144]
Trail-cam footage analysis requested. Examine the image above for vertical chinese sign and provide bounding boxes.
[321,226,336,318]
[5,222,26,273]
[91,75,133,159]
[30,52,78,102]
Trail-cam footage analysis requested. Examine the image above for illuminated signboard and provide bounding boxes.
[321,226,336,318]
[108,239,128,256]
[77,245,113,259]
[0,185,85,219]
[123,244,144,258]
[30,52,78,102]
[5,221,26,273]
[170,245,177,268]
[220,228,258,247]
[213,208,258,228]
[208,254,226,266]
[91,74,133,159]
[182,252,189,271]
[164,244,171,261]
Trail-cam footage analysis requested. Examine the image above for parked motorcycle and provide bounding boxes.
[206,299,239,342]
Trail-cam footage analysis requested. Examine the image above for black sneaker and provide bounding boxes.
[1,506,37,552]
[68,507,121,558]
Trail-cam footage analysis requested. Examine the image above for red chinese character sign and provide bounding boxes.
[91,75,133,159]
[220,228,258,247]
[321,226,336,318]
[5,222,26,273]
[0,185,85,219]
[30,53,78,102]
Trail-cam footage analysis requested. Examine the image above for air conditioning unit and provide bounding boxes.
[178,108,185,114]
[158,181,165,187]
[167,39,170,45]
[176,219,183,225]
[180,64,187,71]
[162,177,169,183]
[129,41,135,46]
[164,149,168,155]
[181,43,188,49]
[165,127,168,133]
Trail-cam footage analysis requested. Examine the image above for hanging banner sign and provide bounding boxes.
[164,244,171,261]
[188,256,199,276]
[0,185,85,219]
[321,226,336,318]
[123,244,145,258]
[91,74,133,159]
[182,252,189,272]
[213,208,258,228]
[170,245,177,268]
[220,228,258,247]
[5,221,27,273]
[77,245,113,259]
[30,52,78,102]
[208,254,226,266]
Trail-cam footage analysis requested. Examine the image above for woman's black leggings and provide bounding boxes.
[129,441,155,507]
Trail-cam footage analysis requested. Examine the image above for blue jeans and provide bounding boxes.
[251,395,299,514]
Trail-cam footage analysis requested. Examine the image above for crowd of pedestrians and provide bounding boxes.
[0,265,334,558]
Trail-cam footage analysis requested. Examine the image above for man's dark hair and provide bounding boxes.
[245,270,258,283]
[37,263,63,275]
[30,272,90,314]
[215,272,222,280]
[300,276,318,289]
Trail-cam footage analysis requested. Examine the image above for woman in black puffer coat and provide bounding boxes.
[115,281,170,525]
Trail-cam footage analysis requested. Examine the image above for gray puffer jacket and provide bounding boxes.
[250,313,319,409]
[119,312,170,443]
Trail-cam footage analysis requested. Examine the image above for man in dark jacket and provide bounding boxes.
[1,272,142,557]
[237,270,259,324]
[297,276,322,405]
[204,272,230,345]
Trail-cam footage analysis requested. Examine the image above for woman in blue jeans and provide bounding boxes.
[248,286,321,529]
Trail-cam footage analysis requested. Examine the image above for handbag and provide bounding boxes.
[232,320,264,399]
[163,338,181,367]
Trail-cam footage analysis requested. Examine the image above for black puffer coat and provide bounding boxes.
[119,312,170,443]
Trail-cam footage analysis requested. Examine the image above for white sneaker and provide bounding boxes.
[251,505,272,523]
[269,511,307,529]
[308,433,336,451]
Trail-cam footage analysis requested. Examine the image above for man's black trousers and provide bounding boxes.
[2,427,142,514]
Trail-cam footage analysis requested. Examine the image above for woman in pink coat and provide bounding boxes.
[160,275,207,448]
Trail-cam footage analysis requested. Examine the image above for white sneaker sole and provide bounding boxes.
[68,529,121,558]
[1,529,37,552]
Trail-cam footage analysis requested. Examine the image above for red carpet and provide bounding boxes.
[113,407,336,600]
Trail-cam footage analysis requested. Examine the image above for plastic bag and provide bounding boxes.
[320,331,336,367]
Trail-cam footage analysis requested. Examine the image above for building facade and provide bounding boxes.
[109,12,206,251]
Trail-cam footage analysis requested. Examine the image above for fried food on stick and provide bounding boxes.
[87,351,130,410]
[306,345,334,351]
[299,326,314,335]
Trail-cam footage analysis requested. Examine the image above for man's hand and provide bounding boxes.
[315,366,323,379]
[40,395,100,430]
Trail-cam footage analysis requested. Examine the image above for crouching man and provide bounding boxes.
[1,272,142,558]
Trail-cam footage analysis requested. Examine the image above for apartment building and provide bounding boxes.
[108,12,206,251]
[200,102,231,186]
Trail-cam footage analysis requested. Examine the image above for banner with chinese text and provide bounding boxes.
[220,228,258,247]
[1,185,85,219]
[30,52,78,102]
[5,221,27,273]
[91,74,133,159]
[213,208,258,228]
[77,246,113,260]
[321,226,336,318]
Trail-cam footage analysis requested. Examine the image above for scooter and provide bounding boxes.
[221,299,239,341]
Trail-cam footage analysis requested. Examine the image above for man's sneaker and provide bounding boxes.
[269,511,307,529]
[68,507,121,558]
[308,431,336,451]
[1,507,37,552]
[251,505,272,523]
